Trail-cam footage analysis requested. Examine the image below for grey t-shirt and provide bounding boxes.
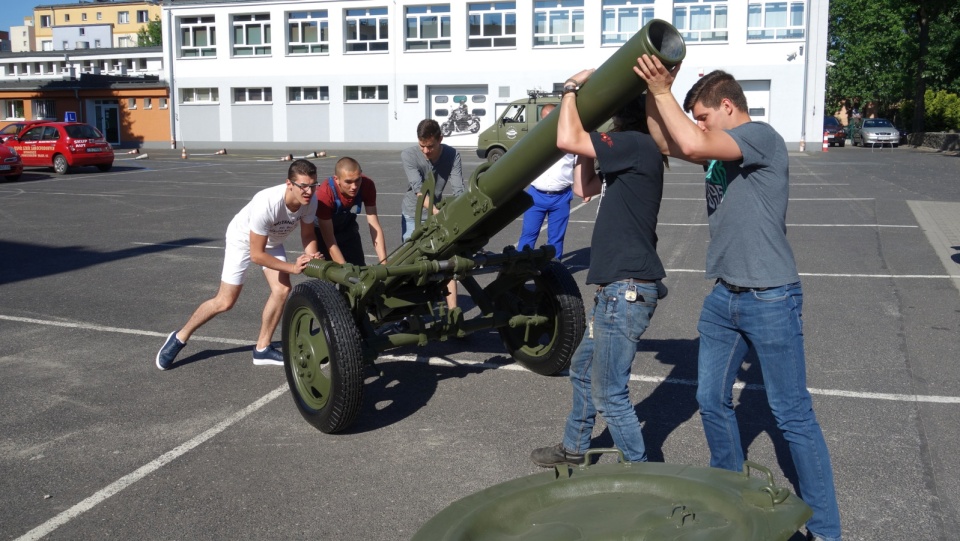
[704,121,799,288]
[400,144,464,218]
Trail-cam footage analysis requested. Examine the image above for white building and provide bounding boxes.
[161,0,829,150]
[10,20,37,53]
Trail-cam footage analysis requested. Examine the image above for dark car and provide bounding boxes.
[3,122,114,174]
[823,116,846,147]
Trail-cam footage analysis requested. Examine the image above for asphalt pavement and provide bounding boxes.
[1,143,959,540]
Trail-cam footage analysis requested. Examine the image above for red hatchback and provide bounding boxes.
[4,122,114,174]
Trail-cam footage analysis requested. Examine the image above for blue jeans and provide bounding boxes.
[517,187,573,259]
[400,214,415,242]
[696,281,842,541]
[562,281,658,462]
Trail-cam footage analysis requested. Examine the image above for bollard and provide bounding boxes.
[822,133,829,152]
[181,147,188,159]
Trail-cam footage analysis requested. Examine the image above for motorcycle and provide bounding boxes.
[441,108,481,136]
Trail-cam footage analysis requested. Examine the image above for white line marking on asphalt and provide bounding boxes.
[13,385,287,541]
[380,355,960,404]
[0,315,250,345]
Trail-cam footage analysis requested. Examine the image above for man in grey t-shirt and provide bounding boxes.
[637,59,842,541]
[400,119,464,309]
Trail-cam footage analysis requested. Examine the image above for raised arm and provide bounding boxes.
[557,69,597,158]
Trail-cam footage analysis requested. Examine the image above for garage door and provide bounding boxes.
[427,85,489,147]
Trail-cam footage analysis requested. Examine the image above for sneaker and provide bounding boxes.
[156,331,185,370]
[252,344,284,366]
[530,443,585,468]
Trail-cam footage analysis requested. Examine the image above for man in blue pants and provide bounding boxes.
[517,104,582,259]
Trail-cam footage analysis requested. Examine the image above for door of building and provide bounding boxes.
[94,100,120,144]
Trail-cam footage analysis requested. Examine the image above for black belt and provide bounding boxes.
[717,278,770,293]
[533,186,571,195]
[597,277,655,291]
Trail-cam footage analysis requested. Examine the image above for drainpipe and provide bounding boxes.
[798,1,812,151]
[74,88,82,123]
[164,5,177,149]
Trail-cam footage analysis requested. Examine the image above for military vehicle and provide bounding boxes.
[475,90,562,163]
[281,18,687,434]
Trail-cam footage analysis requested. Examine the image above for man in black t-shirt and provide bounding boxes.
[530,69,667,467]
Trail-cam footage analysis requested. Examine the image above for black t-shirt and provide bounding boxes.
[586,130,666,285]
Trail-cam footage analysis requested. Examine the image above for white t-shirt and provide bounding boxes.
[530,153,576,192]
[225,184,317,249]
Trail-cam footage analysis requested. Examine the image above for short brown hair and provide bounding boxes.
[683,70,748,113]
[416,118,442,141]
[287,158,317,180]
[335,156,361,177]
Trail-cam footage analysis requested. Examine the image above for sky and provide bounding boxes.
[1,1,54,35]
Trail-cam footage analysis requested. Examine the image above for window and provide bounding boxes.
[673,0,727,42]
[288,86,330,102]
[119,11,130,24]
[180,16,217,57]
[159,98,168,109]
[144,98,153,109]
[345,8,389,53]
[127,98,137,109]
[97,12,102,20]
[344,85,388,102]
[82,13,87,21]
[94,39,101,47]
[65,14,71,22]
[534,0,584,47]
[80,28,86,36]
[233,13,271,56]
[404,85,419,101]
[748,1,804,40]
[42,41,53,51]
[287,11,329,54]
[118,36,132,47]
[405,5,451,51]
[181,88,220,103]
[468,2,516,49]
[40,15,51,28]
[4,100,25,119]
[33,100,56,119]
[233,87,273,103]
[138,10,150,23]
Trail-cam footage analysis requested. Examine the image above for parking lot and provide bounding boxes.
[1,144,959,540]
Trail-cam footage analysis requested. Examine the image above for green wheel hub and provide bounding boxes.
[287,306,333,411]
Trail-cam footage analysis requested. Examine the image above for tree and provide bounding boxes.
[137,16,162,47]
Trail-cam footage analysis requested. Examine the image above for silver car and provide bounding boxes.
[853,118,901,148]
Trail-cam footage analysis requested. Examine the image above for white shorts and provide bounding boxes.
[221,241,287,286]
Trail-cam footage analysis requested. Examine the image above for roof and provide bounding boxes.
[0,73,167,91]
[0,46,162,60]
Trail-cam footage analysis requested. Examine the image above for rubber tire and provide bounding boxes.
[839,140,845,147]
[282,280,364,433]
[486,147,505,163]
[495,260,585,376]
[53,154,69,175]
[96,163,113,172]
[469,118,481,133]
[441,122,453,137]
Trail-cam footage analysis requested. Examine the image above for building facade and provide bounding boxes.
[161,0,829,150]
[0,46,169,146]
[34,1,162,51]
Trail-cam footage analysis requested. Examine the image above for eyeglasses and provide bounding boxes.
[291,180,319,191]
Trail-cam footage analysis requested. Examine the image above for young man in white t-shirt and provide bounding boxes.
[156,159,323,370]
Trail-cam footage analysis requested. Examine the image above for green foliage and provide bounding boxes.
[828,0,960,131]
[923,89,960,131]
[137,16,162,47]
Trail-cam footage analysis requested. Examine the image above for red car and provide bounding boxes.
[0,120,46,143]
[0,144,23,181]
[4,122,114,174]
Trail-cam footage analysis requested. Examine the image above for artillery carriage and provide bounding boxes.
[281,20,687,434]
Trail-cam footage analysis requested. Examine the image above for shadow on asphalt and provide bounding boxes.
[0,238,215,286]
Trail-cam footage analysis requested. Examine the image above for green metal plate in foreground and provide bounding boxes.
[413,455,812,541]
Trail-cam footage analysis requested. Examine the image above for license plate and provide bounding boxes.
[0,165,9,171]
[86,148,102,153]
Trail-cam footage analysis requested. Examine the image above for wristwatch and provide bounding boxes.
[562,80,579,95]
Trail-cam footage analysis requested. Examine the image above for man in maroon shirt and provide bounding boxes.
[314,157,387,266]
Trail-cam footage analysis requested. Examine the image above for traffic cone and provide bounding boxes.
[215,148,227,155]
[181,147,188,159]
[126,148,139,155]
[318,151,327,157]
[822,133,829,152]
